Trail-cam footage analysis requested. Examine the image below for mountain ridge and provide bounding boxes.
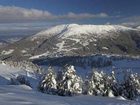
[0,24,140,61]
[31,24,135,39]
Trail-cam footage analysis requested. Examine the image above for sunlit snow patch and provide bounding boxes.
[1,49,14,55]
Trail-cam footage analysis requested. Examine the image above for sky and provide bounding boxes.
[0,0,140,37]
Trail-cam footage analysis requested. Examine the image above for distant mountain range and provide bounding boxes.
[0,24,140,61]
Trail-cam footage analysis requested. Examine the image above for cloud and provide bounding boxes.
[61,12,108,19]
[0,5,109,23]
[124,16,140,22]
[0,5,54,23]
[121,16,140,26]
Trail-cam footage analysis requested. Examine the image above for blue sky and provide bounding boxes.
[0,0,140,33]
[0,0,140,16]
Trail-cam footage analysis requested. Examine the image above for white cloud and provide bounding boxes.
[0,5,54,22]
[0,5,109,23]
[121,16,140,26]
[124,16,140,22]
[61,12,108,19]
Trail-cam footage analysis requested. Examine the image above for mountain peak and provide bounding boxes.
[33,24,134,40]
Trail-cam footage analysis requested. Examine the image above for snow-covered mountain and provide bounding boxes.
[137,26,140,30]
[0,40,9,48]
[0,24,140,61]
[33,24,132,38]
[0,37,22,48]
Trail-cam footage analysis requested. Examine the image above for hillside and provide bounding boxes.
[0,40,9,48]
[0,24,140,61]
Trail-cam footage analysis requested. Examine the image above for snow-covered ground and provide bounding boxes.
[0,62,140,105]
[0,63,26,85]
[0,63,39,88]
[0,85,140,105]
[1,49,14,55]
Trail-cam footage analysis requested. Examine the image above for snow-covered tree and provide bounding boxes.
[85,69,118,97]
[102,71,118,97]
[37,65,140,100]
[85,69,105,96]
[57,65,83,96]
[38,66,57,95]
[121,71,140,100]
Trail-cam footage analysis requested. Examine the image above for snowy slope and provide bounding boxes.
[0,40,8,48]
[0,85,139,105]
[0,63,26,85]
[0,62,39,89]
[31,24,134,50]
[34,24,133,38]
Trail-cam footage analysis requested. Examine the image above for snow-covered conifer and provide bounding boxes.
[85,69,118,97]
[39,66,57,94]
[57,65,83,96]
[121,71,140,100]
[85,69,105,96]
